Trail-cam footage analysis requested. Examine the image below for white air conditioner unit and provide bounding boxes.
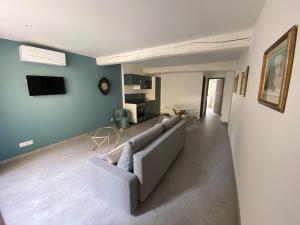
[19,45,66,66]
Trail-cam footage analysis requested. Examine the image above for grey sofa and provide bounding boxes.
[87,117,186,214]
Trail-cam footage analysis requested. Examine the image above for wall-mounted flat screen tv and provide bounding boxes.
[26,75,66,96]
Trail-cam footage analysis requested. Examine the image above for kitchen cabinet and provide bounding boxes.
[144,77,161,116]
[153,77,161,114]
[145,102,152,115]
[124,75,161,123]
[137,100,160,123]
[155,77,161,102]
[143,77,152,89]
[145,100,160,116]
[124,74,152,89]
[124,74,131,85]
[140,76,146,89]
[153,101,160,115]
[124,74,140,85]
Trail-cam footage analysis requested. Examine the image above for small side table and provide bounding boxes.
[91,127,120,153]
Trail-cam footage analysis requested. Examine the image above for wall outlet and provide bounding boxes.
[19,140,33,148]
[110,118,114,122]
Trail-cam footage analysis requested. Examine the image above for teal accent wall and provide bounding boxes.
[0,38,122,161]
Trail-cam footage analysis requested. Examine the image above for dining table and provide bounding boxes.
[171,104,195,117]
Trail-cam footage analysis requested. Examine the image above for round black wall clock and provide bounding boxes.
[98,77,110,95]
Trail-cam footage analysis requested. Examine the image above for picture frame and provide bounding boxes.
[258,25,298,113]
[233,75,239,93]
[240,66,249,97]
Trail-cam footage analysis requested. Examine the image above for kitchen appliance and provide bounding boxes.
[124,99,146,123]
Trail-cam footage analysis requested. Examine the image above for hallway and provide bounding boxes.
[0,115,239,225]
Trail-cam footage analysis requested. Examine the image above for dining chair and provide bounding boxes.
[183,109,200,126]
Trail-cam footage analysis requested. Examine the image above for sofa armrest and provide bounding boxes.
[87,157,138,214]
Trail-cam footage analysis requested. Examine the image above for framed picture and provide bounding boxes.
[240,66,249,97]
[233,75,239,93]
[258,25,297,112]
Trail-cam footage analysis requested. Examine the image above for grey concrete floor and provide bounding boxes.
[0,113,239,225]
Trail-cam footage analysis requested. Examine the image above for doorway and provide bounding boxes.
[200,77,225,117]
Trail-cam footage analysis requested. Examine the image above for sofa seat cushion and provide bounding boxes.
[161,116,180,131]
[129,124,163,152]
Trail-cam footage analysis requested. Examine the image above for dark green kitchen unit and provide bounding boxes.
[124,74,142,85]
[125,76,161,123]
[139,75,146,89]
[145,77,161,116]
[144,100,159,120]
[155,77,161,102]
[124,74,152,89]
[143,76,152,89]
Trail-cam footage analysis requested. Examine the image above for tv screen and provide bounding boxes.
[26,75,66,96]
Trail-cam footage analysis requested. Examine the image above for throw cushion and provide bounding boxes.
[161,117,170,123]
[161,116,180,131]
[106,145,125,164]
[98,153,107,160]
[129,124,163,152]
[117,142,134,172]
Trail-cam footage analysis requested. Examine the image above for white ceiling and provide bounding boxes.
[0,0,266,58]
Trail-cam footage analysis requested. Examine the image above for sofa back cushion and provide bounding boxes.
[161,116,180,132]
[117,124,163,172]
[129,124,163,152]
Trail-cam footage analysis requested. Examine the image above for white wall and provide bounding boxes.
[159,72,203,113]
[205,71,234,122]
[228,1,300,225]
[122,63,144,74]
[221,72,234,122]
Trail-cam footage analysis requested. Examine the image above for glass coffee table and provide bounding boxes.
[91,126,120,153]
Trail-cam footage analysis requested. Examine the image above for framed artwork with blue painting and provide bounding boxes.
[258,25,297,113]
